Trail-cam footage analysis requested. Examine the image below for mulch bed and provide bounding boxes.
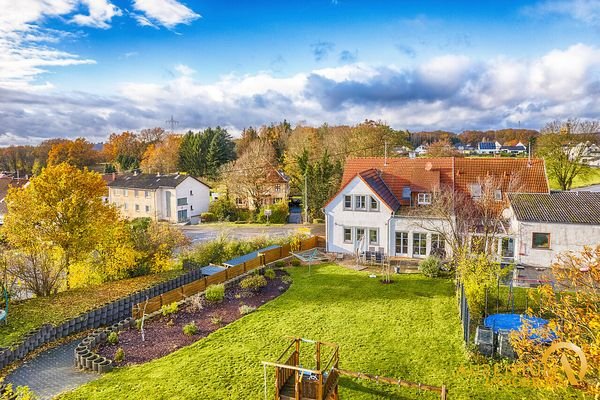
[96,270,290,365]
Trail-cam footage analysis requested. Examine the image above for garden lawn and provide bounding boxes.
[60,264,582,400]
[549,167,600,189]
[0,271,182,348]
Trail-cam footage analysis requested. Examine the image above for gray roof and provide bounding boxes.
[223,245,281,267]
[508,192,600,225]
[107,173,208,190]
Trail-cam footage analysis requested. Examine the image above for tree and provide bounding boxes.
[140,134,182,174]
[426,138,461,157]
[139,127,166,144]
[235,127,258,156]
[541,118,600,136]
[102,131,145,171]
[511,245,599,394]
[47,138,98,168]
[178,127,235,179]
[4,163,119,290]
[536,133,591,190]
[349,120,410,157]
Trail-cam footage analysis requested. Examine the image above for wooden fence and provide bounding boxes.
[132,236,324,319]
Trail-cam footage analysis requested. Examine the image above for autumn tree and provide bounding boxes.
[178,127,235,179]
[235,126,259,157]
[536,133,591,190]
[47,138,98,168]
[0,146,36,175]
[139,127,166,144]
[102,131,145,171]
[426,138,461,157]
[4,163,119,290]
[258,120,292,161]
[140,134,182,174]
[349,120,410,157]
[511,245,599,394]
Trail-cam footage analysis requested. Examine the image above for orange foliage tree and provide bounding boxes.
[140,134,182,174]
[47,138,98,168]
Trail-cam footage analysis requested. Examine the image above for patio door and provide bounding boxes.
[395,232,408,255]
[177,209,188,223]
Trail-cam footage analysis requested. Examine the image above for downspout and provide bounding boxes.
[387,210,396,256]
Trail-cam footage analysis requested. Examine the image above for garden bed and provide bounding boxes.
[96,269,290,365]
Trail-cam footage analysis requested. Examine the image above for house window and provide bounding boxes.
[417,193,431,205]
[494,189,502,201]
[355,228,366,243]
[144,190,150,198]
[190,190,193,196]
[402,186,411,200]
[122,188,128,197]
[470,184,482,199]
[236,198,243,205]
[413,233,427,256]
[177,197,188,206]
[134,190,139,198]
[355,195,367,210]
[501,237,515,258]
[370,196,379,211]
[369,229,378,245]
[123,203,128,210]
[343,228,352,243]
[275,184,281,192]
[145,205,150,212]
[135,204,140,212]
[431,234,445,257]
[532,233,550,249]
[395,232,408,255]
[113,189,119,197]
[344,195,352,209]
[190,205,194,211]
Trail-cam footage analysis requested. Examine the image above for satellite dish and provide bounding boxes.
[425,162,433,171]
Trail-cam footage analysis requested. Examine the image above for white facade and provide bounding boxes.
[509,217,600,269]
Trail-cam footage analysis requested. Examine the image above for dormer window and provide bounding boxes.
[344,195,352,209]
[470,184,482,199]
[370,196,379,211]
[402,186,411,200]
[417,193,431,205]
[494,189,502,201]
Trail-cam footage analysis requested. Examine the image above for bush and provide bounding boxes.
[264,269,276,280]
[290,258,301,267]
[205,284,225,302]
[312,218,324,224]
[208,197,238,221]
[200,212,217,222]
[182,322,198,336]
[281,275,293,285]
[240,275,267,292]
[161,302,178,316]
[107,331,118,345]
[256,202,289,224]
[274,261,285,269]
[239,304,256,315]
[419,256,443,278]
[210,315,223,325]
[114,347,125,363]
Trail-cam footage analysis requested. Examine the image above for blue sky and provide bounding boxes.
[1,0,600,143]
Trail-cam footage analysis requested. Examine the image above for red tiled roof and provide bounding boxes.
[330,157,549,208]
[358,169,401,211]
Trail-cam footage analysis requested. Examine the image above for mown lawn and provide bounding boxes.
[549,167,600,189]
[0,270,182,347]
[60,264,583,400]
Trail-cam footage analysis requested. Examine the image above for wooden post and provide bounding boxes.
[317,373,323,400]
[275,368,280,399]
[295,370,300,400]
[441,385,447,400]
[316,341,321,370]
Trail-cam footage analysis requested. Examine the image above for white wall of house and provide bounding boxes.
[324,177,393,254]
[510,218,600,268]
[390,216,451,259]
[173,177,210,223]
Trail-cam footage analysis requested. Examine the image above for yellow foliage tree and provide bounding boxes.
[47,138,98,168]
[140,134,182,174]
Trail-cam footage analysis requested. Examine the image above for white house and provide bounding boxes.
[108,173,210,224]
[477,141,502,155]
[500,141,527,155]
[506,192,600,268]
[324,157,550,261]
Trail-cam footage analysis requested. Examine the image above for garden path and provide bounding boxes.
[4,338,98,399]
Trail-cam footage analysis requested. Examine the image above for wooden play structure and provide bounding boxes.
[262,338,447,400]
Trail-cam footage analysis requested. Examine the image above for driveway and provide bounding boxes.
[180,224,325,244]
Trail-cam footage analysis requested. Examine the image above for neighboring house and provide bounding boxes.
[108,173,210,224]
[455,144,476,155]
[414,144,428,155]
[506,192,600,269]
[500,141,527,155]
[323,157,549,261]
[234,168,290,209]
[477,141,502,155]
[0,176,29,224]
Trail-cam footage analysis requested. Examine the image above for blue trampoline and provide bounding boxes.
[484,313,554,342]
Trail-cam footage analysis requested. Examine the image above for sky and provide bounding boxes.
[1,0,600,144]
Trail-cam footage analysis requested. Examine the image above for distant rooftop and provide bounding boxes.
[107,173,208,190]
[509,192,600,225]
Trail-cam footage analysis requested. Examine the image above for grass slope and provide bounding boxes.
[549,167,600,190]
[60,265,582,400]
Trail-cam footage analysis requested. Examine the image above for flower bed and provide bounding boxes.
[96,269,291,365]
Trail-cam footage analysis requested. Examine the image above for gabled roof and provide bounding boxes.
[508,192,600,225]
[107,173,209,190]
[358,169,401,211]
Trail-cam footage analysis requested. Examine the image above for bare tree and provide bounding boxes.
[541,118,600,136]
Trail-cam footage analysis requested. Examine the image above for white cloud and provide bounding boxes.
[132,0,200,29]
[174,64,195,76]
[524,0,600,25]
[71,0,122,29]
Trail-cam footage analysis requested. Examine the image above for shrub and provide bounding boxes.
[136,319,143,330]
[274,261,285,269]
[240,275,267,292]
[107,331,118,345]
[161,302,178,316]
[290,258,301,267]
[264,269,276,280]
[419,256,443,278]
[312,218,324,224]
[281,275,293,285]
[189,294,203,312]
[256,202,289,224]
[208,197,238,221]
[114,347,125,363]
[205,284,225,302]
[239,304,256,315]
[201,212,217,222]
[182,322,198,336]
[210,315,223,325]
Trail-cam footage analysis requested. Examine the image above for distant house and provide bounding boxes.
[234,168,290,209]
[477,141,502,155]
[455,143,476,155]
[0,176,29,224]
[500,141,527,155]
[507,192,600,269]
[108,173,210,224]
[414,144,428,155]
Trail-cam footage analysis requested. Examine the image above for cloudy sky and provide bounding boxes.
[1,0,600,144]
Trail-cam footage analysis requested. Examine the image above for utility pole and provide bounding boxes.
[384,141,388,166]
[165,115,179,133]
[304,172,308,224]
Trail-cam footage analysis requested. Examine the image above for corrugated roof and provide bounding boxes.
[508,192,600,225]
[107,173,208,190]
[222,245,281,267]
[358,169,401,211]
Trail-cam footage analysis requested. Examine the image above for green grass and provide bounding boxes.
[60,265,583,400]
[0,270,182,347]
[549,167,600,190]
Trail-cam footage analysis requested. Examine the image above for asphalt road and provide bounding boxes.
[180,224,325,244]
